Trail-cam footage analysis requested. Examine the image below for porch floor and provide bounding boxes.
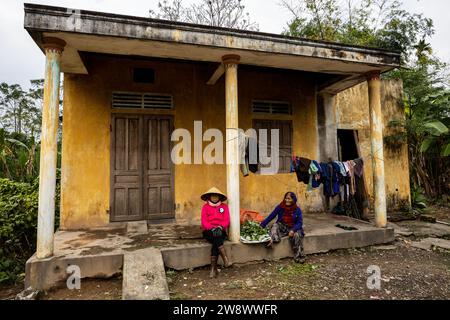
[25,213,394,291]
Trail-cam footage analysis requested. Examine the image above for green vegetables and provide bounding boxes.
[240,221,270,242]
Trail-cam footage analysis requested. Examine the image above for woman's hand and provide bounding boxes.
[288,230,295,237]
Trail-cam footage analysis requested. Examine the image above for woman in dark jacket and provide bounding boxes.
[260,192,306,263]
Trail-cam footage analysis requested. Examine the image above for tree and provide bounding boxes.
[26,79,44,141]
[387,49,450,198]
[0,81,44,140]
[282,0,450,200]
[149,0,259,30]
[150,0,186,21]
[0,83,27,134]
[281,0,434,63]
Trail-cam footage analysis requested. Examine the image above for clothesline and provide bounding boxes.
[224,133,386,164]
[220,132,384,195]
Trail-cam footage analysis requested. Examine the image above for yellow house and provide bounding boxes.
[24,3,409,260]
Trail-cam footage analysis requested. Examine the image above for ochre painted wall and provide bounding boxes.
[60,55,322,229]
[335,79,411,210]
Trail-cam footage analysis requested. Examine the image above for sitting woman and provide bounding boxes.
[201,187,232,278]
[260,191,306,263]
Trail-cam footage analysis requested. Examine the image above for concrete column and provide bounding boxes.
[222,54,240,243]
[316,92,339,211]
[317,93,338,162]
[367,71,387,228]
[37,37,65,259]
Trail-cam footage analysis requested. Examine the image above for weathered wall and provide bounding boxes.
[335,79,411,210]
[61,55,322,229]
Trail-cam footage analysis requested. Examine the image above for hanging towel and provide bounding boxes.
[311,160,322,189]
[247,136,259,173]
[346,160,357,195]
[293,157,311,184]
[307,161,319,191]
[239,132,249,177]
[353,158,364,177]
[334,161,347,177]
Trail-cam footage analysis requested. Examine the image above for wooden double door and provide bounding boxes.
[110,114,174,222]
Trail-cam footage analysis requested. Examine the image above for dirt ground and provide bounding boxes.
[1,208,449,301]
[167,241,449,300]
[0,283,23,300]
[39,277,123,300]
[426,205,450,223]
[0,277,122,300]
[3,239,446,300]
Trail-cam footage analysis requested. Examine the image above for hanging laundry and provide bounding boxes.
[311,160,322,189]
[320,162,340,197]
[319,162,332,196]
[346,160,357,195]
[292,157,311,184]
[333,161,347,177]
[239,132,249,177]
[353,158,364,177]
[331,162,342,195]
[247,136,259,173]
[343,161,350,175]
[239,133,260,176]
[307,160,320,191]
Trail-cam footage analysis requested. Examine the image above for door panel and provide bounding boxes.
[143,116,175,220]
[111,115,144,221]
[110,114,174,222]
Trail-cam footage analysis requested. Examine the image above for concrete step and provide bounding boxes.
[161,227,395,270]
[122,248,169,300]
[411,237,450,251]
[126,221,148,234]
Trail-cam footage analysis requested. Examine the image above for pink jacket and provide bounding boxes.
[201,202,230,231]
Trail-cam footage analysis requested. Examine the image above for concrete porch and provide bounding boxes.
[25,213,394,291]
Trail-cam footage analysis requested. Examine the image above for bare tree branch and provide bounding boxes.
[150,0,259,30]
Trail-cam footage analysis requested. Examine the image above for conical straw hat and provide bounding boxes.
[201,187,227,201]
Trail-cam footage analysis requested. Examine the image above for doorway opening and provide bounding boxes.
[336,129,369,220]
[110,114,175,222]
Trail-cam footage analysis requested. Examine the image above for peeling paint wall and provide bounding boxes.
[336,79,411,211]
[60,55,321,229]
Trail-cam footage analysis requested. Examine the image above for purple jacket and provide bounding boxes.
[260,205,304,236]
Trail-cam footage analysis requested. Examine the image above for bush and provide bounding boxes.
[0,178,60,284]
[0,178,38,283]
[411,186,428,215]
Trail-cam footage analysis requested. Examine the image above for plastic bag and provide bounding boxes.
[240,209,264,225]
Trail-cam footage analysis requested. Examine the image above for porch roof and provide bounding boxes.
[24,3,401,94]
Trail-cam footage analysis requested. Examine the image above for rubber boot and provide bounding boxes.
[218,246,232,268]
[210,256,218,278]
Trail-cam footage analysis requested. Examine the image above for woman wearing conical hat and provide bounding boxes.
[200,187,232,278]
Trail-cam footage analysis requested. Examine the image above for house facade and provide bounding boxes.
[24,4,408,259]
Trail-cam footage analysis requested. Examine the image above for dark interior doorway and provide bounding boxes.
[337,129,359,161]
[336,129,369,221]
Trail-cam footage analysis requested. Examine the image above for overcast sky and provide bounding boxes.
[1,0,449,89]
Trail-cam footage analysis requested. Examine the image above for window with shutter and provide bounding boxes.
[253,119,293,174]
[112,92,173,110]
[252,100,291,115]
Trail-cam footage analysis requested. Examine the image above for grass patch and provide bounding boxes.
[170,292,191,300]
[277,263,319,277]
[165,268,178,285]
